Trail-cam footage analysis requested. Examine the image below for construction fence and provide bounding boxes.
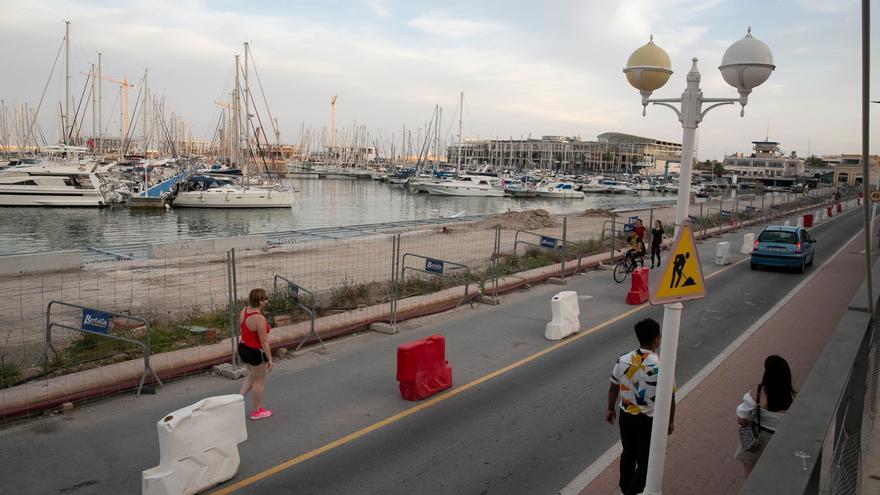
[0,185,848,420]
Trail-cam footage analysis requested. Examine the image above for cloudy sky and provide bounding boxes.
[0,0,877,159]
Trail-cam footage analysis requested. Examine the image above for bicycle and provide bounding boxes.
[613,254,643,283]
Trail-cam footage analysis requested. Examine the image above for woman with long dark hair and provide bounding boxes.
[734,355,796,474]
[650,220,664,268]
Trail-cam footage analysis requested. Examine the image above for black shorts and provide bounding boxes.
[238,342,268,366]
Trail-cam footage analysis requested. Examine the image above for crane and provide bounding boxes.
[83,71,134,140]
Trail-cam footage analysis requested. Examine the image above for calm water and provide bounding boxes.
[0,179,676,255]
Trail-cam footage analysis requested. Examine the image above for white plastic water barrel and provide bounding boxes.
[143,394,247,495]
[741,233,755,254]
[545,291,580,341]
[715,241,731,265]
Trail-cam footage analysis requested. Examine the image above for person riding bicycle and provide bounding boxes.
[625,231,646,267]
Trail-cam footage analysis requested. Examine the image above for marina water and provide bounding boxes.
[1,179,676,255]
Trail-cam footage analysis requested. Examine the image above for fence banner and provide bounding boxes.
[80,308,111,334]
[425,258,445,274]
[539,236,558,249]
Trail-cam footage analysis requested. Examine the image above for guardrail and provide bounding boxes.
[742,264,879,494]
[272,275,324,351]
[43,301,163,396]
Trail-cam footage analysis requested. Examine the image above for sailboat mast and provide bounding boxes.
[233,54,242,169]
[64,20,71,146]
[142,68,149,155]
[243,42,250,166]
[457,91,463,174]
[97,52,102,154]
[90,63,96,146]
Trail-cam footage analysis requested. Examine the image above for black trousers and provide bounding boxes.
[619,411,654,495]
[651,244,661,267]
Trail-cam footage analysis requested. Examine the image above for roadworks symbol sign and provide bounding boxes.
[649,219,706,305]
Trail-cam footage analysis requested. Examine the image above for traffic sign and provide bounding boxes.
[649,219,706,305]
[871,190,880,203]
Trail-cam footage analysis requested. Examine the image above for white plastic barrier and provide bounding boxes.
[816,209,824,222]
[715,241,731,266]
[143,395,247,495]
[797,216,804,228]
[740,233,755,254]
[545,291,580,341]
[784,220,791,226]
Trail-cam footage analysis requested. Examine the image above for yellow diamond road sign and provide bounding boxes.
[649,219,706,305]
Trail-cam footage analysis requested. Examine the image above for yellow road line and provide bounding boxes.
[211,256,747,494]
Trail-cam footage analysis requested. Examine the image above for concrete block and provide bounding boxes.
[369,322,398,335]
[741,233,755,254]
[0,250,83,275]
[545,291,580,341]
[142,394,247,495]
[148,239,215,259]
[212,363,248,379]
[715,241,731,265]
[547,277,567,285]
[478,295,501,305]
[213,235,266,254]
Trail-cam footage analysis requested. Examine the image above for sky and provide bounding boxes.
[0,0,878,160]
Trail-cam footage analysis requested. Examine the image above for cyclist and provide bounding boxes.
[625,231,646,267]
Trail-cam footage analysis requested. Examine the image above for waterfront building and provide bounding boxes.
[820,154,880,185]
[445,132,681,174]
[722,140,804,180]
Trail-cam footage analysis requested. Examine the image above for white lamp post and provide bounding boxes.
[623,28,774,495]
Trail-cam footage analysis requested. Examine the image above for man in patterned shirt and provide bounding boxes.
[606,318,675,495]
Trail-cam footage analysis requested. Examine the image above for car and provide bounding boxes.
[750,225,816,273]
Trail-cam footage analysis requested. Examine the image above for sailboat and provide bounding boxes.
[173,43,295,209]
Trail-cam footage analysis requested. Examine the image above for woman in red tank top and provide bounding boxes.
[238,288,273,420]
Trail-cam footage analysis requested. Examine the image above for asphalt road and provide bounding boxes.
[0,207,865,495]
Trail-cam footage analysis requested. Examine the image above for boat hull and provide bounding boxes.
[172,189,295,208]
[421,184,505,197]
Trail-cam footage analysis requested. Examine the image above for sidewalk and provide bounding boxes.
[579,229,870,494]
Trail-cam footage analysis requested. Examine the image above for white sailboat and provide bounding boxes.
[173,43,294,209]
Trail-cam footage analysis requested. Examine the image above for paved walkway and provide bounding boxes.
[579,229,871,494]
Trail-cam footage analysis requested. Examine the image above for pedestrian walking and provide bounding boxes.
[606,318,675,495]
[650,220,664,268]
[634,219,646,242]
[238,288,274,420]
[734,355,796,475]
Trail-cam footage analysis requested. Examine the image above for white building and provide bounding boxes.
[723,140,804,179]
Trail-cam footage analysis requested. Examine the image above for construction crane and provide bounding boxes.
[83,71,134,139]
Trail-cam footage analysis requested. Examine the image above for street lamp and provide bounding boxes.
[623,28,774,495]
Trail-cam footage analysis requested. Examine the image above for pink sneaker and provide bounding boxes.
[249,407,272,420]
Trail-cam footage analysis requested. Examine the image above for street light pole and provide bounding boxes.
[624,30,774,495]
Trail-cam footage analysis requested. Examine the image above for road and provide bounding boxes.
[0,207,864,495]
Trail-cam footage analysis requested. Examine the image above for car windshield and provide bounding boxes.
[758,231,799,244]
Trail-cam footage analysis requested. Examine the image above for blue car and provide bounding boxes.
[751,225,816,273]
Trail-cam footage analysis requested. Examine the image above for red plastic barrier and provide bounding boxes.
[827,206,833,217]
[626,267,650,305]
[803,214,814,227]
[836,203,843,213]
[397,334,453,401]
[858,198,862,206]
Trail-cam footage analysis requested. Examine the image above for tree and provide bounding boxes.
[712,161,726,177]
[805,155,825,167]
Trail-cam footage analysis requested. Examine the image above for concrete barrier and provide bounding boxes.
[715,241,731,265]
[741,233,755,254]
[148,239,216,259]
[0,250,83,275]
[545,291,580,340]
[142,394,247,495]
[148,235,267,259]
[213,235,266,253]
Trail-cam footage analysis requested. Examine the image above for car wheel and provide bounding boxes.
[798,258,806,274]
[751,262,758,271]
[808,254,814,267]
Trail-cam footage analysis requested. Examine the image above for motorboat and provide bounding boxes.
[421,175,505,197]
[535,181,584,199]
[172,175,295,208]
[597,178,637,194]
[0,159,122,207]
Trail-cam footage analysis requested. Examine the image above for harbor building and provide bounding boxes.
[722,140,805,180]
[820,154,880,185]
[445,132,681,174]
